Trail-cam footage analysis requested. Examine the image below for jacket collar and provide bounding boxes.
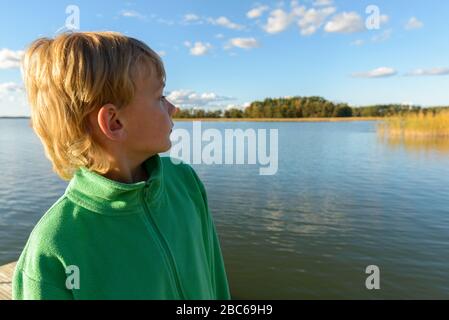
[65,154,164,215]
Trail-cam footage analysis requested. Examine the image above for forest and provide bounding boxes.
[172,96,449,119]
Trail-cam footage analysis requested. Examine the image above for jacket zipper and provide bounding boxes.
[141,186,186,299]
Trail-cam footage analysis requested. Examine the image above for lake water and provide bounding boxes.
[1,118,448,299]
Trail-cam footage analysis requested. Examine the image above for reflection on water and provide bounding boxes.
[1,119,449,299]
[378,133,449,155]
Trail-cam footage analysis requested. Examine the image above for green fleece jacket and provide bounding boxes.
[12,154,231,300]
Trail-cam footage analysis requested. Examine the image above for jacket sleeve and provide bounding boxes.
[13,269,73,300]
[189,167,232,300]
[12,231,74,300]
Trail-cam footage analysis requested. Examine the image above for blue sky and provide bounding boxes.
[1,0,449,116]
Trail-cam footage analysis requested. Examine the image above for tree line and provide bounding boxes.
[172,96,449,119]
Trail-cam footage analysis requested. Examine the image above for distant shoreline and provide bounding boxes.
[173,117,383,122]
[0,116,383,122]
[0,116,30,119]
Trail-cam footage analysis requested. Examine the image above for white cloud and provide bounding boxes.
[185,41,212,56]
[166,89,234,107]
[157,50,166,57]
[183,14,246,29]
[263,9,295,34]
[350,39,364,46]
[181,13,204,26]
[405,68,449,76]
[324,12,365,33]
[297,6,336,35]
[207,16,245,30]
[225,104,241,110]
[0,82,28,116]
[120,11,176,25]
[226,38,260,50]
[352,67,397,78]
[0,49,24,69]
[247,5,269,19]
[380,15,390,25]
[372,28,392,42]
[290,0,299,8]
[262,2,336,35]
[184,13,199,22]
[120,10,146,20]
[405,17,423,30]
[156,18,175,26]
[0,82,24,95]
[313,0,333,6]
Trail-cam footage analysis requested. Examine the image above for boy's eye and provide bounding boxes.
[160,96,166,101]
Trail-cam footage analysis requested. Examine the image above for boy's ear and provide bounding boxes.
[97,104,126,141]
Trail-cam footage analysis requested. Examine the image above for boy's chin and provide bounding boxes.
[158,140,172,154]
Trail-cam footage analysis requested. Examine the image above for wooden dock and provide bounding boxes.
[0,262,16,300]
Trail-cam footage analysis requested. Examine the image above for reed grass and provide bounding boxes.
[377,110,449,138]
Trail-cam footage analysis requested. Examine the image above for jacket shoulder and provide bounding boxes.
[160,156,198,179]
[160,156,206,196]
[15,195,83,270]
[26,196,78,248]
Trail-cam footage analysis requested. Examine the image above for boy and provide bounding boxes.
[12,31,231,300]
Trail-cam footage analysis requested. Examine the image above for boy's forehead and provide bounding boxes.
[135,59,164,89]
[139,70,164,91]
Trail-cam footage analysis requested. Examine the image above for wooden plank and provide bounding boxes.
[0,261,17,300]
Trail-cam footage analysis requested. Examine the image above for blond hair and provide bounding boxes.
[22,31,165,180]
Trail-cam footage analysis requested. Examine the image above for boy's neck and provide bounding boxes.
[103,163,149,184]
